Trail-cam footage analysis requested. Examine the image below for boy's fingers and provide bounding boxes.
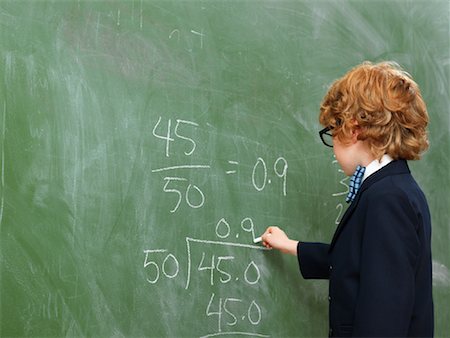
[267,225,279,233]
[261,232,271,243]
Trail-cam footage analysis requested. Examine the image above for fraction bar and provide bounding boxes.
[151,165,211,173]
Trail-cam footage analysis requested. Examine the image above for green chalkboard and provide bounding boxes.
[1,1,449,337]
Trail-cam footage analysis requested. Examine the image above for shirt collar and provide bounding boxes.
[362,154,394,182]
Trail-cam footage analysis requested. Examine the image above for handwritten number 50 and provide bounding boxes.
[144,250,180,284]
[163,177,205,213]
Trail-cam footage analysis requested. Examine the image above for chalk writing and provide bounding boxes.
[152,117,199,157]
[148,115,278,337]
[185,237,267,290]
[215,217,257,242]
[151,117,289,213]
[205,293,262,333]
[252,157,288,196]
[226,160,238,175]
[332,157,348,224]
[143,249,180,284]
[161,177,205,213]
[151,165,211,173]
[190,29,205,49]
[143,231,269,337]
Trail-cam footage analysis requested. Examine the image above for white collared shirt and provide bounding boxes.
[362,154,394,183]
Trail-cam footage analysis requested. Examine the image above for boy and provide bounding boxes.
[261,62,433,337]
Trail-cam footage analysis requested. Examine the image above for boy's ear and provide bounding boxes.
[351,120,360,144]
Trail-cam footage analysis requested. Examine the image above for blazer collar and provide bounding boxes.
[329,160,410,252]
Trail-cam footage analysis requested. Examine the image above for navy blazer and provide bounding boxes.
[297,160,434,337]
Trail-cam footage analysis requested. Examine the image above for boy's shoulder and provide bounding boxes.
[362,163,427,210]
[361,160,422,198]
[365,174,415,199]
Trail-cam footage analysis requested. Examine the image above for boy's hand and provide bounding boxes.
[261,226,298,256]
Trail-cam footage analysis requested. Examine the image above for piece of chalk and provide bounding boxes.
[253,236,262,244]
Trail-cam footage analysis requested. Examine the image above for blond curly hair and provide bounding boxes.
[319,61,429,160]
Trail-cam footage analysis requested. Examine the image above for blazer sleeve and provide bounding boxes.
[352,190,420,336]
[297,242,330,280]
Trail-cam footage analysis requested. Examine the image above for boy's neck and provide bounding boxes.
[354,140,376,168]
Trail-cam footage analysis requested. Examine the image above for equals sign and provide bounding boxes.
[226,160,239,174]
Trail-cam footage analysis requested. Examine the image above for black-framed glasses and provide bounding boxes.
[319,126,334,148]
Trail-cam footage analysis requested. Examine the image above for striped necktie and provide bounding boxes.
[346,165,366,203]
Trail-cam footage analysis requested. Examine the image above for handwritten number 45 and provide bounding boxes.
[206,293,262,332]
[152,117,199,157]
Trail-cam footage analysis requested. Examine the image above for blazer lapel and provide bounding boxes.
[328,191,362,252]
[328,160,410,252]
